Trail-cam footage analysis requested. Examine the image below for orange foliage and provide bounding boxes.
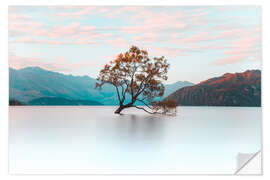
[153,99,177,115]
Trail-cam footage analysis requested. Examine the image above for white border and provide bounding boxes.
[1,0,270,180]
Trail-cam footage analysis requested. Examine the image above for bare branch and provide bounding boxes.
[136,99,153,110]
[133,106,155,114]
[114,85,121,104]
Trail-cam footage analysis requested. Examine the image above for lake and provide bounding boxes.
[9,106,262,174]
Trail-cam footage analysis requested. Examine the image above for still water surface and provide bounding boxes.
[9,106,261,174]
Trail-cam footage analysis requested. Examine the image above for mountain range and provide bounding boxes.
[9,66,193,105]
[9,67,261,107]
[166,70,261,107]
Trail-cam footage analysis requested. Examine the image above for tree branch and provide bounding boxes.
[120,84,125,97]
[136,99,153,110]
[114,85,121,104]
[133,106,155,114]
[133,74,152,100]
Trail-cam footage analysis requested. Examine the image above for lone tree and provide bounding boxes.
[95,45,176,114]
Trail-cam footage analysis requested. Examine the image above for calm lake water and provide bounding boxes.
[9,106,261,174]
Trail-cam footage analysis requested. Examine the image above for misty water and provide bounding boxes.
[9,106,261,174]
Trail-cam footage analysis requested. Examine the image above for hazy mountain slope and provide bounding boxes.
[162,81,194,98]
[166,70,261,107]
[9,67,116,104]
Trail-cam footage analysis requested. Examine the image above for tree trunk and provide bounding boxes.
[114,103,133,114]
[114,105,125,114]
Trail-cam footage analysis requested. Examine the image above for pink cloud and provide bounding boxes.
[73,38,98,45]
[9,21,44,36]
[9,38,66,45]
[8,7,202,47]
[132,32,159,43]
[214,29,242,39]
[48,22,80,38]
[105,6,139,18]
[8,6,261,63]
[121,17,187,44]
[121,26,147,34]
[101,54,118,61]
[9,19,117,46]
[119,7,187,38]
[226,36,260,57]
[104,37,129,48]
[9,52,39,70]
[190,17,208,26]
[56,7,96,18]
[144,46,187,58]
[32,29,48,36]
[9,9,45,37]
[81,26,97,31]
[233,36,260,48]
[8,13,31,21]
[9,52,69,72]
[212,54,248,66]
[192,11,209,17]
[12,36,33,43]
[181,32,209,43]
[189,10,209,26]
[213,24,236,31]
[54,56,68,63]
[9,52,95,73]
[213,36,261,66]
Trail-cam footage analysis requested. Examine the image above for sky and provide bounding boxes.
[8,6,261,84]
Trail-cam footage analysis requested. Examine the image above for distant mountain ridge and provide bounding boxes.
[162,81,194,98]
[9,66,193,105]
[166,70,261,107]
[9,66,115,105]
